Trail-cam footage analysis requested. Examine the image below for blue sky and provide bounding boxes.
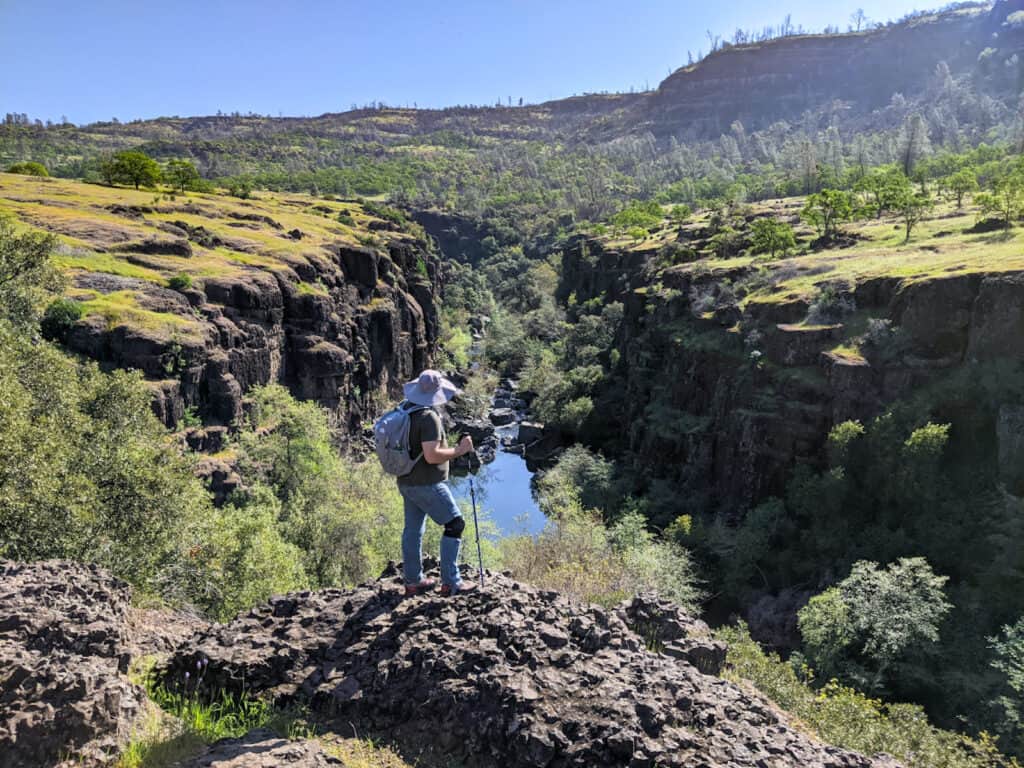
[2,0,931,125]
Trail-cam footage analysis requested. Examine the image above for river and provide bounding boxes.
[449,423,547,537]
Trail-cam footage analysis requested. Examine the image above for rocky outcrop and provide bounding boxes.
[182,729,342,767]
[157,565,894,768]
[0,560,898,767]
[65,236,441,435]
[0,561,146,768]
[562,232,1024,522]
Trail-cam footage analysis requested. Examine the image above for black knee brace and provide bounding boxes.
[443,516,465,539]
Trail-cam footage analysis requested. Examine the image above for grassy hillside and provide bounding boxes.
[0,172,420,342]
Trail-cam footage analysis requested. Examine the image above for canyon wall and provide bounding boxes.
[561,235,1024,522]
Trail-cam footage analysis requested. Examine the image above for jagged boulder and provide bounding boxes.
[0,561,146,768]
[489,407,516,426]
[158,567,896,768]
[182,729,342,767]
[617,594,727,675]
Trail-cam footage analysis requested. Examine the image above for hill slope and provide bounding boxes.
[0,173,441,430]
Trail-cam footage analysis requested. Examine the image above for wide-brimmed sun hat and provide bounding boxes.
[403,369,460,407]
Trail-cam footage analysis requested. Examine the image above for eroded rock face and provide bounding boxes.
[159,568,894,768]
[0,561,146,768]
[64,237,440,438]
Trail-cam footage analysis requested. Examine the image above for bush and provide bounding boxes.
[806,285,855,325]
[719,623,1015,768]
[361,200,406,226]
[798,557,951,696]
[167,274,193,292]
[225,177,255,199]
[0,325,212,594]
[337,210,356,227]
[499,506,701,611]
[40,297,84,342]
[6,161,49,177]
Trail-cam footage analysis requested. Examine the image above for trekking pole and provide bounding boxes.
[469,465,485,589]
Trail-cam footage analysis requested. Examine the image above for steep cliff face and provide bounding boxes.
[561,229,1024,521]
[645,8,988,139]
[0,174,441,434]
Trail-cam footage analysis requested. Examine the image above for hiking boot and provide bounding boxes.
[404,578,437,597]
[441,581,479,597]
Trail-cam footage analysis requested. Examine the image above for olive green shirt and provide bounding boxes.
[397,407,449,486]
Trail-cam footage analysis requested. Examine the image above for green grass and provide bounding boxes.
[116,658,316,768]
[73,289,205,340]
[718,623,1020,768]
[52,248,165,282]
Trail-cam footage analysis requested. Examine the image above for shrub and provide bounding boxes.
[798,557,951,696]
[5,161,49,177]
[719,623,1015,768]
[535,445,615,517]
[167,273,193,292]
[499,507,701,612]
[806,285,855,325]
[361,200,406,226]
[225,177,255,199]
[40,297,84,342]
[337,210,356,226]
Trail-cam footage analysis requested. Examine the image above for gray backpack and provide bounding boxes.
[373,402,427,476]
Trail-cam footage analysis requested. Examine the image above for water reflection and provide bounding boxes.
[449,437,545,537]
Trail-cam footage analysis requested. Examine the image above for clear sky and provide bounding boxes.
[2,0,933,125]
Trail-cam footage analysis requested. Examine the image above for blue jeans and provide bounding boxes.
[398,482,463,587]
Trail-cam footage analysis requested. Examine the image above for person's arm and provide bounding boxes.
[422,435,473,464]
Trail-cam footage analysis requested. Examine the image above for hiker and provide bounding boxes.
[395,369,477,597]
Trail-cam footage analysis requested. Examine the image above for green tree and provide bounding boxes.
[205,489,310,620]
[5,161,49,177]
[611,200,663,233]
[854,167,906,218]
[749,217,797,258]
[164,159,201,193]
[234,384,405,588]
[989,616,1024,752]
[890,186,933,242]
[944,167,979,208]
[976,172,1024,229]
[799,557,951,694]
[0,214,62,330]
[668,204,693,225]
[106,150,162,189]
[801,189,855,241]
[0,324,212,593]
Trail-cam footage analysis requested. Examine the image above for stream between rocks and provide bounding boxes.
[449,376,548,536]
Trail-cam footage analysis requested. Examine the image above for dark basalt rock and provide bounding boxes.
[489,407,516,426]
[182,729,342,767]
[113,236,193,258]
[158,568,897,768]
[617,594,727,675]
[0,561,146,768]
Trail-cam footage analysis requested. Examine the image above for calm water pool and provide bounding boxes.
[449,427,546,537]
